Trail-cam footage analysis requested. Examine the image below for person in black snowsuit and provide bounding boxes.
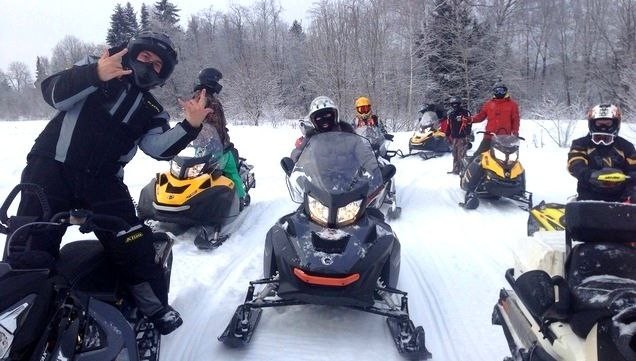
[568,104,636,201]
[443,97,472,174]
[9,31,212,335]
[291,96,354,162]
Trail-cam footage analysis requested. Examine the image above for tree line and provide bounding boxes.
[1,0,635,132]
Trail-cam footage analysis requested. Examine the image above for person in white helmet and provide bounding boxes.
[291,96,354,161]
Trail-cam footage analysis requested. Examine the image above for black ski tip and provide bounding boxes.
[218,305,263,348]
[194,233,229,250]
[386,318,432,360]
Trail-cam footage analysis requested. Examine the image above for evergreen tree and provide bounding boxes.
[153,0,180,29]
[106,4,126,46]
[106,3,138,46]
[35,56,49,88]
[123,2,139,36]
[424,0,496,108]
[140,3,151,31]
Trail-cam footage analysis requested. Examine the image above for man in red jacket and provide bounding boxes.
[469,82,520,156]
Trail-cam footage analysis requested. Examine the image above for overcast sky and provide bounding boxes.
[0,0,314,74]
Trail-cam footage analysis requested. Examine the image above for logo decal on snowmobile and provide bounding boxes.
[125,231,144,243]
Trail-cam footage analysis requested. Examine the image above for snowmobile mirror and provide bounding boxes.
[280,157,295,176]
[384,133,394,141]
[381,164,396,182]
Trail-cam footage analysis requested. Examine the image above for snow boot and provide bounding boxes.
[150,305,183,335]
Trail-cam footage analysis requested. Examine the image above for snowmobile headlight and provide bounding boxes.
[337,199,362,226]
[508,151,519,163]
[492,148,506,162]
[308,196,329,226]
[169,161,181,178]
[185,163,205,179]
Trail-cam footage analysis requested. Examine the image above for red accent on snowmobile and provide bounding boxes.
[293,268,360,287]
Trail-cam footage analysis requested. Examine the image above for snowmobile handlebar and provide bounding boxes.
[476,131,525,141]
[49,209,133,234]
[0,183,51,235]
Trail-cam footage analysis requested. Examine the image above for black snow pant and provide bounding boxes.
[11,155,167,317]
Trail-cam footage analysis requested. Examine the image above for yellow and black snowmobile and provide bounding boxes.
[527,201,566,236]
[527,171,632,236]
[460,132,532,210]
[138,138,255,250]
[408,111,451,159]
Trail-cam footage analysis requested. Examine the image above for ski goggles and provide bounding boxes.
[356,105,371,114]
[590,132,615,146]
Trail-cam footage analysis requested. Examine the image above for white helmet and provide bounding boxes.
[308,96,339,132]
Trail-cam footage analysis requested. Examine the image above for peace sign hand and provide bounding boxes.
[97,48,133,82]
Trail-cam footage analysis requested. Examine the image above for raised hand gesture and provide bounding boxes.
[180,88,213,128]
[97,48,133,82]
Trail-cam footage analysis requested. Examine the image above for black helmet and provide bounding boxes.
[448,96,462,107]
[194,67,223,94]
[493,82,508,99]
[127,31,178,89]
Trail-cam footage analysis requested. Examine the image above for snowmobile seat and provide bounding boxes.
[566,242,636,338]
[56,240,119,302]
[565,201,636,244]
[511,269,570,323]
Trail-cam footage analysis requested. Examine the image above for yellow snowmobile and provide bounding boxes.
[138,138,255,250]
[527,171,632,236]
[408,111,451,159]
[460,132,532,210]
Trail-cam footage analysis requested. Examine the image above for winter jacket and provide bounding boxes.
[470,96,520,137]
[568,135,636,201]
[444,108,472,139]
[221,150,246,198]
[291,121,354,162]
[354,114,387,134]
[31,51,201,177]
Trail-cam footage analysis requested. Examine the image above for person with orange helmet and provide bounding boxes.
[353,96,387,134]
[568,104,636,201]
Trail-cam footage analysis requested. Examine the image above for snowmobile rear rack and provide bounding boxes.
[218,276,432,360]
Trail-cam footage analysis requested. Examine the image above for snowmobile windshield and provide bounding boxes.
[491,134,520,153]
[355,125,385,151]
[417,111,439,132]
[170,127,225,179]
[288,132,383,203]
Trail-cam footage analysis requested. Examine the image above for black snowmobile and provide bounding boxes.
[408,110,451,159]
[459,132,533,210]
[355,125,401,219]
[493,201,636,361]
[138,131,255,250]
[218,132,431,360]
[0,183,173,361]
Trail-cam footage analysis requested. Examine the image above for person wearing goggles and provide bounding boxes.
[352,96,387,134]
[568,104,636,201]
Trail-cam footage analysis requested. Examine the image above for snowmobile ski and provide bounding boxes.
[135,319,161,361]
[218,304,263,347]
[194,226,230,250]
[386,317,432,360]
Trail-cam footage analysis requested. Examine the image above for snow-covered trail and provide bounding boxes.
[0,120,593,361]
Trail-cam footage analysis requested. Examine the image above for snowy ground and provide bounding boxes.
[1,118,633,360]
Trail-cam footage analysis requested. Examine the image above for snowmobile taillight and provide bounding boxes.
[293,268,360,287]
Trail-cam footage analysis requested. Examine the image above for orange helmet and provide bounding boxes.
[355,96,372,120]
